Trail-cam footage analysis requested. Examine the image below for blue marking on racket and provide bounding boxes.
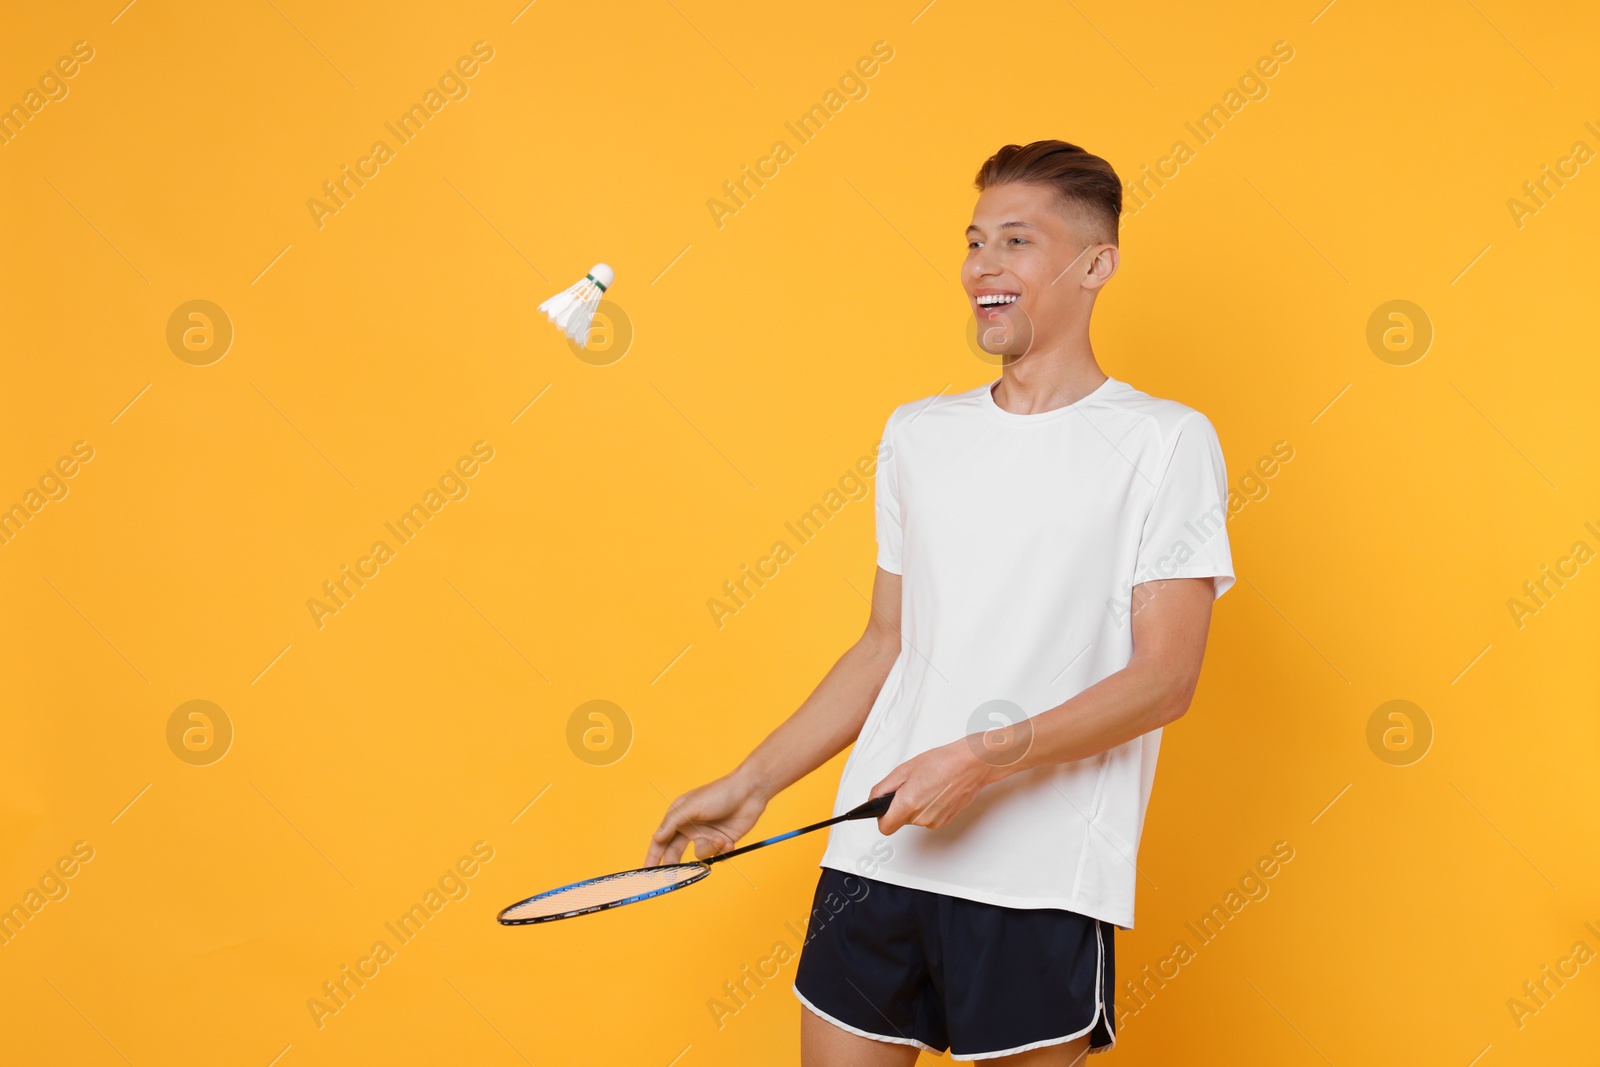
[497,791,895,926]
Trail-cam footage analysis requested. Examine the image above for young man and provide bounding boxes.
[646,141,1234,1064]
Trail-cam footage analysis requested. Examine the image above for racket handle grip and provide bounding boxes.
[847,791,895,820]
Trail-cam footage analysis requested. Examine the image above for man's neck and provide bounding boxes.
[991,336,1108,416]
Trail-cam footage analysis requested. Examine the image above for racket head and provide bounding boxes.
[497,862,711,925]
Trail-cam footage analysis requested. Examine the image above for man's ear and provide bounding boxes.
[1083,244,1119,291]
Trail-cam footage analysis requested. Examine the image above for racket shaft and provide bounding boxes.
[705,791,893,865]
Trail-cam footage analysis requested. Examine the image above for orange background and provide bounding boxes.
[2,1,1597,1064]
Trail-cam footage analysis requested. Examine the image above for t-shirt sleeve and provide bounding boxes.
[1133,412,1235,599]
[874,408,903,574]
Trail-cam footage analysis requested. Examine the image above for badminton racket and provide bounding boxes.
[497,791,895,926]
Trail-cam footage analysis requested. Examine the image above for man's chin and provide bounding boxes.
[978,333,1036,362]
[968,307,1038,366]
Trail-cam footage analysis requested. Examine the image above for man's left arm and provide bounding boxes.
[871,576,1215,833]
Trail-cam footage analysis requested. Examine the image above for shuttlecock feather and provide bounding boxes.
[539,264,614,346]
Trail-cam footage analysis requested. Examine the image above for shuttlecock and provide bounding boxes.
[538,264,614,346]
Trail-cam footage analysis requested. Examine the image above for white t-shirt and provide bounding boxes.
[818,375,1235,929]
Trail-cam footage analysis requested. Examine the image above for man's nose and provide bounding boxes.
[969,244,1001,278]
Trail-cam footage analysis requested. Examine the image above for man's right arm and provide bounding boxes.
[644,566,903,866]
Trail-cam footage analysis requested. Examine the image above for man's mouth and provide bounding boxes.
[975,292,1020,317]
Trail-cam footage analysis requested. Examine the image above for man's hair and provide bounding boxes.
[974,140,1122,247]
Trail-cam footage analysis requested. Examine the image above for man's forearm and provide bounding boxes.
[988,657,1191,781]
[732,637,899,801]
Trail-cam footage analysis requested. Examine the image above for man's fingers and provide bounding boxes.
[878,788,948,834]
[877,795,909,835]
[648,799,696,865]
[646,828,681,866]
[913,783,953,829]
[653,831,691,866]
[692,833,731,860]
[651,798,702,848]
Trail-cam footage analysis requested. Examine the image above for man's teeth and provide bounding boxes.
[977,294,1018,306]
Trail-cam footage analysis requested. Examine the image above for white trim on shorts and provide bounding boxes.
[792,984,941,1054]
[794,921,1116,1061]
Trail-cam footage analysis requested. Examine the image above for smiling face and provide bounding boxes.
[962,181,1116,362]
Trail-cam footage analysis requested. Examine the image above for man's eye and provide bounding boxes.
[1009,237,1028,246]
[967,240,981,250]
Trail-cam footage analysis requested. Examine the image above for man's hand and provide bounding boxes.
[870,738,1003,834]
[645,772,769,867]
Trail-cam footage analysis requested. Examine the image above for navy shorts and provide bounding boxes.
[792,867,1115,1060]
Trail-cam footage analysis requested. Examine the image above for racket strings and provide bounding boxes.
[499,864,708,923]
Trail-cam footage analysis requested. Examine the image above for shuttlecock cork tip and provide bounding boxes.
[588,264,614,290]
